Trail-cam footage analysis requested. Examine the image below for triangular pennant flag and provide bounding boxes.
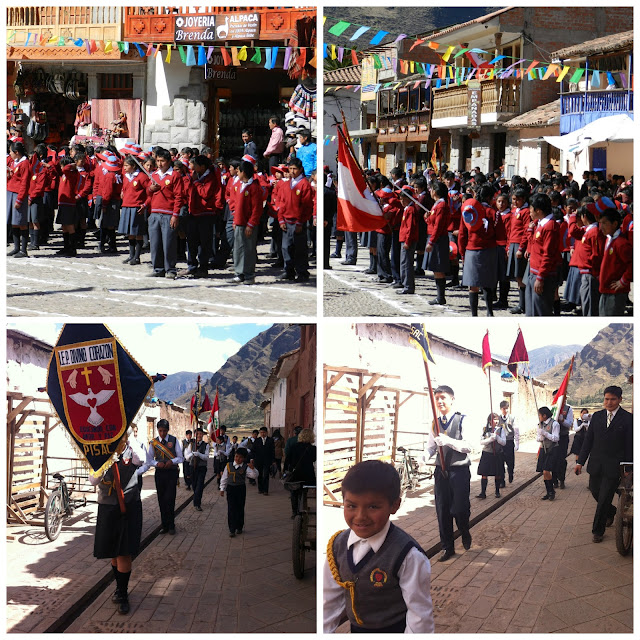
[105,40,113,53]
[117,41,124,52]
[86,39,92,55]
[331,44,337,60]
[178,45,186,63]
[410,39,424,52]
[25,32,31,46]
[351,49,358,65]
[428,41,440,50]
[542,64,559,81]
[74,37,84,47]
[146,43,154,56]
[297,47,306,67]
[454,48,469,59]
[328,20,351,36]
[90,40,97,53]
[607,71,616,87]
[59,35,66,46]
[231,46,240,66]
[185,45,196,66]
[369,30,388,45]
[569,68,585,84]
[399,59,407,74]
[395,34,407,43]
[154,43,162,58]
[556,66,571,83]
[442,45,455,62]
[123,41,129,55]
[8,30,16,42]
[489,54,507,64]
[308,50,317,68]
[207,46,214,61]
[323,43,328,59]
[95,40,103,51]
[283,46,291,68]
[270,46,279,69]
[619,71,627,88]
[392,57,398,73]
[413,80,421,89]
[410,61,414,73]
[198,45,207,65]
[221,46,232,66]
[166,44,172,63]
[264,47,272,69]
[349,26,370,41]
[372,54,381,69]
[591,70,600,88]
[134,42,145,57]
[338,47,344,63]
[48,35,58,44]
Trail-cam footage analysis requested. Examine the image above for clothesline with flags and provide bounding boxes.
[324,43,630,89]
[7,32,316,69]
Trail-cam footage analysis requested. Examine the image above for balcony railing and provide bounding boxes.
[7,7,123,45]
[561,90,633,115]
[432,79,521,122]
[124,6,315,43]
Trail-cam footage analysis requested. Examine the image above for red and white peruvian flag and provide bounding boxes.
[336,124,385,232]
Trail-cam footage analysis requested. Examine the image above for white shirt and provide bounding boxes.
[239,177,253,193]
[290,174,304,189]
[185,441,210,461]
[537,418,560,442]
[145,436,184,466]
[219,461,258,491]
[426,412,471,460]
[607,407,620,424]
[323,520,435,633]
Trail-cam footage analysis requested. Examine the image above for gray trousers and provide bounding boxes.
[344,231,359,262]
[525,272,556,316]
[376,232,392,279]
[599,292,627,316]
[580,273,600,316]
[282,221,309,277]
[148,213,178,274]
[400,242,416,292]
[233,225,258,279]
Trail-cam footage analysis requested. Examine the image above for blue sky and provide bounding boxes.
[9,322,273,375]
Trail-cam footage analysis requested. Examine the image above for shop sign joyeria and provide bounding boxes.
[175,12,260,43]
[467,80,481,127]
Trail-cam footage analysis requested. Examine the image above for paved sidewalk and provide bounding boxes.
[8,466,316,633]
[324,446,632,633]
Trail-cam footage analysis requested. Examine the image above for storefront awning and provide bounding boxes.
[543,114,634,153]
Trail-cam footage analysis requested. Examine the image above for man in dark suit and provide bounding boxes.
[575,385,633,543]
[251,427,275,496]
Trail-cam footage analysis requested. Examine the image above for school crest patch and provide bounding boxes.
[47,324,152,476]
[296,189,301,195]
[165,179,171,185]
[133,180,138,186]
[370,568,387,587]
[536,231,541,238]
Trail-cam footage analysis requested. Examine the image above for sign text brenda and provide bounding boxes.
[174,12,260,43]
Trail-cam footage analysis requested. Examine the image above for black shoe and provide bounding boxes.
[415,268,425,276]
[122,256,131,264]
[476,493,486,499]
[605,514,615,528]
[445,279,460,288]
[118,598,130,615]
[593,533,604,543]
[112,589,125,604]
[548,493,555,501]
[461,531,472,550]
[229,531,236,538]
[508,474,513,483]
[27,244,39,251]
[509,306,524,314]
[186,485,192,490]
[147,271,165,277]
[236,529,243,534]
[160,527,168,534]
[279,272,296,281]
[195,506,203,512]
[428,298,445,305]
[391,282,404,289]
[168,527,176,535]
[13,251,28,258]
[129,258,141,265]
[295,274,310,282]
[7,247,20,256]
[493,301,508,310]
[559,480,565,489]
[439,548,456,562]
[363,267,376,274]
[340,260,356,265]
[396,289,414,295]
[330,252,341,258]
[541,494,551,501]
[378,276,393,283]
[495,491,501,498]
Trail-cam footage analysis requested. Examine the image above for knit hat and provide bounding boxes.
[103,152,121,172]
[121,140,143,156]
[271,164,288,177]
[241,154,256,165]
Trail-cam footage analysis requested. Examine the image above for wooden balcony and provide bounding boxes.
[7,7,123,45]
[432,79,521,125]
[561,89,633,115]
[378,111,430,142]
[124,6,315,44]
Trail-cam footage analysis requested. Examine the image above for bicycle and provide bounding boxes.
[44,473,87,541]
[615,462,633,556]
[395,447,434,495]
[289,483,316,579]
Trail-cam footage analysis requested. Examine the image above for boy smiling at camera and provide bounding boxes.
[323,460,435,633]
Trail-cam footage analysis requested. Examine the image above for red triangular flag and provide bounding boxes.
[220,46,231,66]
[482,330,492,373]
[508,329,529,378]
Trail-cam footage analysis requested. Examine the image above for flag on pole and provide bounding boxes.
[336,123,385,232]
[482,330,492,373]
[551,356,574,421]
[408,323,436,364]
[430,137,441,171]
[508,329,529,377]
[207,390,220,437]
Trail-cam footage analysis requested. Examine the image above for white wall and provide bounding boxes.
[146,53,194,126]
[323,91,362,171]
[269,377,288,430]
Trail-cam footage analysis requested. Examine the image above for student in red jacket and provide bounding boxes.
[493,193,511,308]
[26,144,53,251]
[232,160,263,284]
[268,164,288,269]
[423,181,450,304]
[55,157,80,257]
[222,159,242,263]
[7,141,31,258]
[506,188,531,314]
[181,154,223,278]
[598,208,632,316]
[398,186,419,295]
[574,207,605,316]
[278,158,313,282]
[74,152,94,249]
[147,148,185,278]
[97,152,122,253]
[118,155,150,265]
[525,193,561,316]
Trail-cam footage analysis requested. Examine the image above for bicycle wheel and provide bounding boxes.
[44,490,64,541]
[292,514,306,579]
[615,491,633,556]
[395,464,409,496]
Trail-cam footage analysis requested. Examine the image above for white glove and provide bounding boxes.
[489,433,496,442]
[514,444,519,452]
[434,435,447,448]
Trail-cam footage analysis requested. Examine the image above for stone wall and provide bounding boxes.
[143,67,209,150]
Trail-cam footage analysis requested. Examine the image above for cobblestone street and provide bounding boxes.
[6,234,317,317]
[323,239,634,318]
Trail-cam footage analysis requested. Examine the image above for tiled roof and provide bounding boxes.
[324,65,362,85]
[504,99,560,129]
[419,7,514,39]
[552,31,633,60]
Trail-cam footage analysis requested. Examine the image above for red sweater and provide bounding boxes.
[76,167,94,200]
[622,213,633,244]
[426,199,450,244]
[399,204,419,245]
[570,223,604,276]
[233,179,263,228]
[277,177,314,225]
[7,156,31,206]
[58,164,80,206]
[458,205,497,256]
[226,175,242,215]
[28,160,52,200]
[189,169,223,216]
[270,178,286,217]
[491,206,508,246]
[45,153,59,192]
[508,205,531,248]
[599,232,633,294]
[529,216,562,280]
[121,171,151,209]
[98,170,123,204]
[148,168,185,216]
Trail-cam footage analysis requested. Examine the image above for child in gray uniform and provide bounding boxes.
[323,460,435,633]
